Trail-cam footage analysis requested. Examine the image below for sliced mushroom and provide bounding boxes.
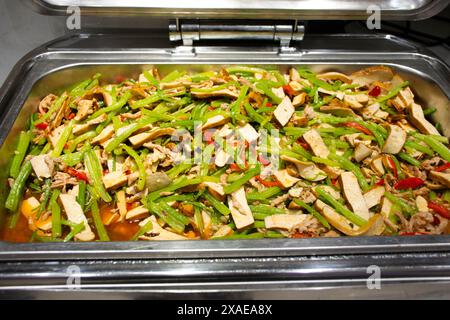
[145,172,172,192]
[228,187,254,230]
[363,186,385,209]
[273,96,295,127]
[354,143,373,162]
[139,216,187,241]
[407,103,441,136]
[343,95,363,110]
[315,200,384,236]
[350,66,394,87]
[318,72,352,84]
[303,129,329,158]
[339,172,370,220]
[59,194,95,241]
[429,171,450,188]
[264,214,309,231]
[318,87,345,100]
[273,169,300,188]
[382,124,406,154]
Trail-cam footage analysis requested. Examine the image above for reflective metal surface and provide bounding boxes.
[0,33,449,298]
[30,0,450,20]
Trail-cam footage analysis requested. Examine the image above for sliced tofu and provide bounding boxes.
[271,87,285,100]
[73,123,92,135]
[281,155,327,182]
[429,171,450,188]
[203,181,225,196]
[370,156,385,177]
[416,195,429,212]
[382,124,406,154]
[102,171,128,190]
[374,110,389,120]
[191,88,238,99]
[354,143,373,162]
[215,148,231,167]
[92,124,114,145]
[318,87,345,100]
[238,123,259,143]
[392,87,414,112]
[273,96,295,127]
[59,194,95,241]
[202,115,229,130]
[49,124,65,148]
[339,172,370,220]
[211,225,233,238]
[318,72,352,84]
[408,103,441,136]
[361,102,380,119]
[344,95,363,110]
[87,114,108,125]
[320,186,341,200]
[303,129,329,158]
[116,190,127,222]
[273,169,300,188]
[30,155,54,179]
[380,196,393,219]
[125,206,149,220]
[128,128,176,147]
[75,99,94,121]
[139,216,187,241]
[290,68,301,82]
[228,187,254,230]
[343,133,361,147]
[363,186,385,209]
[264,214,308,231]
[292,92,307,107]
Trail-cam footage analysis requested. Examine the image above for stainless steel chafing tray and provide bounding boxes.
[0,0,450,299]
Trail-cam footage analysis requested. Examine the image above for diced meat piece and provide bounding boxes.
[292,92,307,107]
[271,87,285,99]
[202,115,229,130]
[370,156,385,177]
[382,125,406,154]
[363,186,385,209]
[350,66,394,87]
[30,155,54,179]
[238,124,259,143]
[211,225,233,238]
[215,148,231,167]
[75,99,94,121]
[318,72,352,84]
[273,96,294,127]
[228,187,254,230]
[59,194,95,241]
[354,143,373,162]
[49,124,65,147]
[203,181,225,196]
[38,94,57,114]
[408,103,441,136]
[264,214,308,231]
[92,124,114,145]
[273,169,300,188]
[339,172,370,220]
[303,129,329,158]
[429,171,450,188]
[125,206,149,220]
[102,171,128,190]
[116,190,127,222]
[139,216,187,241]
[415,195,429,212]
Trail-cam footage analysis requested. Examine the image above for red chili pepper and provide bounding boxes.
[435,162,450,172]
[207,106,215,111]
[114,75,126,84]
[428,201,450,219]
[368,85,381,97]
[331,178,338,187]
[35,122,48,130]
[257,154,271,166]
[229,160,249,173]
[282,84,295,97]
[68,112,76,120]
[296,138,310,150]
[266,102,273,107]
[340,122,373,136]
[66,167,88,182]
[255,175,283,188]
[375,179,385,186]
[387,156,398,179]
[393,177,424,190]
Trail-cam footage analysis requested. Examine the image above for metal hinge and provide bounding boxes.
[169,19,304,53]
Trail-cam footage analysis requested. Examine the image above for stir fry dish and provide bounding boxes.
[1,65,450,242]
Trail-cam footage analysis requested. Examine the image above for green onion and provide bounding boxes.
[84,148,112,203]
[203,192,230,216]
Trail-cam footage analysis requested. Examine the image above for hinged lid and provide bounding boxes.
[32,0,448,20]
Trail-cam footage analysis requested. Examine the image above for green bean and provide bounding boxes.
[104,117,155,153]
[204,192,230,216]
[91,199,109,241]
[51,120,74,157]
[230,85,249,123]
[149,202,187,234]
[384,191,416,217]
[390,155,404,180]
[84,148,112,203]
[244,103,274,130]
[329,153,369,191]
[397,152,421,167]
[166,162,193,179]
[143,70,159,86]
[147,176,203,202]
[315,187,367,227]
[88,91,132,120]
[224,166,261,194]
[247,187,282,201]
[67,130,97,153]
[131,89,186,109]
[120,144,146,191]
[77,180,86,211]
[293,199,330,229]
[311,156,339,167]
[10,131,31,179]
[415,134,450,162]
[226,66,267,74]
[249,204,286,216]
[255,81,282,104]
[5,161,32,212]
[423,107,437,116]
[404,140,434,156]
[50,189,62,238]
[36,179,52,219]
[160,70,185,83]
[60,151,84,167]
